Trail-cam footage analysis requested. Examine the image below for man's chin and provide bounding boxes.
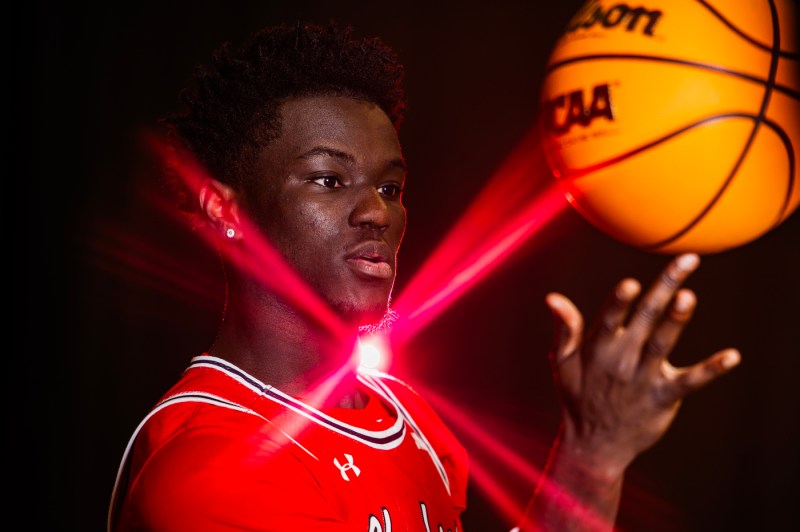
[333,303,398,334]
[357,307,398,335]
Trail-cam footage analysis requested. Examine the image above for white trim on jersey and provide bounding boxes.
[190,355,408,450]
[106,391,299,532]
[358,370,452,496]
[108,357,454,530]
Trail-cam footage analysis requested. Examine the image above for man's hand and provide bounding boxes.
[519,253,740,531]
[546,253,740,476]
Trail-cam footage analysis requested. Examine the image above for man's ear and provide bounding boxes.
[198,179,243,239]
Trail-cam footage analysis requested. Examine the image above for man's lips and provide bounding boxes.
[345,242,394,280]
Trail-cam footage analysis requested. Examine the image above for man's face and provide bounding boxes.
[243,95,407,327]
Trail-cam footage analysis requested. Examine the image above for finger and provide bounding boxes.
[545,292,584,396]
[591,277,641,340]
[639,288,697,372]
[627,253,700,343]
[664,348,741,400]
[545,292,584,363]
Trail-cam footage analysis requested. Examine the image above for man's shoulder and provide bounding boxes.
[134,358,283,455]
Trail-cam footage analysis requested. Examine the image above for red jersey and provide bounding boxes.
[109,355,469,531]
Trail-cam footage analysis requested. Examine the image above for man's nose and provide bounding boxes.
[349,186,390,231]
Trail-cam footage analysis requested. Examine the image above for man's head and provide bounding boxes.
[164,22,407,221]
[164,22,409,329]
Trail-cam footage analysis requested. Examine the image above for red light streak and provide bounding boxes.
[418,383,622,531]
[392,127,569,345]
[87,221,221,311]
[113,126,607,527]
[145,132,352,344]
[416,383,540,525]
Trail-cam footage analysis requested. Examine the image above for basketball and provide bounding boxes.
[539,0,799,254]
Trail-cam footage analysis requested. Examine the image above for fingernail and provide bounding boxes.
[677,253,699,270]
[674,290,694,311]
[617,278,638,300]
[721,349,741,369]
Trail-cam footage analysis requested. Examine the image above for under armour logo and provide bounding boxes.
[333,453,360,481]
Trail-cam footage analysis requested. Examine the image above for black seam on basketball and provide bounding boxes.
[545,54,799,102]
[697,0,798,59]
[762,116,797,228]
[642,1,782,252]
[560,114,792,248]
[561,113,758,181]
[633,118,792,250]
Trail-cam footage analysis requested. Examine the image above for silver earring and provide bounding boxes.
[225,228,235,239]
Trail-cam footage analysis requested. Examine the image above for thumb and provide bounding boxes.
[545,292,584,363]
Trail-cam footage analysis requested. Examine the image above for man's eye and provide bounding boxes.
[311,175,342,188]
[378,184,403,198]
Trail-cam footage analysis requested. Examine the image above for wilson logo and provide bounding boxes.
[542,83,614,135]
[566,1,662,36]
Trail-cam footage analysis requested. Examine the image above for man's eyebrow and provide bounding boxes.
[389,157,407,174]
[299,146,407,174]
[298,146,355,163]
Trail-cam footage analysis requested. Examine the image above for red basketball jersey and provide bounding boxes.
[109,355,469,531]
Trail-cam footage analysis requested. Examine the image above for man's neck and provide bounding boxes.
[208,288,363,406]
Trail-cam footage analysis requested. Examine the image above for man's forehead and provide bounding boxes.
[273,95,403,160]
[278,95,390,131]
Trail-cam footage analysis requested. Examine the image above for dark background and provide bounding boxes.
[12,1,799,530]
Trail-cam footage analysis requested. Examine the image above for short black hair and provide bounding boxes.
[163,21,407,218]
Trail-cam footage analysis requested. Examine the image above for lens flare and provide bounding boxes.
[129,126,587,527]
[145,131,351,343]
[356,334,392,371]
[415,382,542,525]
[392,127,569,345]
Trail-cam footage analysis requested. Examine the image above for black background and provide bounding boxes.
[12,1,799,530]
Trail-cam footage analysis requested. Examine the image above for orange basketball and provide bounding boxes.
[539,0,799,254]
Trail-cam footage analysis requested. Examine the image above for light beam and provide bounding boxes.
[392,127,569,345]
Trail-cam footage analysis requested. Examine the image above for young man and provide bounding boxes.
[108,22,740,531]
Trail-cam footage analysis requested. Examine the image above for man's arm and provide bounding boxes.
[517,253,741,531]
